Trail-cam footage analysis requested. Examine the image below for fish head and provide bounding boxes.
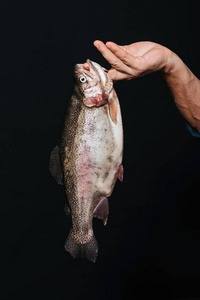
[74,59,113,107]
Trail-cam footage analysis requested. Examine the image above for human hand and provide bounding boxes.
[93,40,174,82]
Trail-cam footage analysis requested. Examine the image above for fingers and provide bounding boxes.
[94,40,133,75]
[93,40,151,81]
[93,40,115,62]
[105,42,132,65]
[104,41,141,71]
[93,40,124,67]
[93,40,167,81]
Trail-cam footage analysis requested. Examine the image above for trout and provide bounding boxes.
[49,59,123,262]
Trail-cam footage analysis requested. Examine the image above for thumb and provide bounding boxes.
[108,68,128,82]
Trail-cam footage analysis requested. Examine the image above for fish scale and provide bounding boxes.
[49,60,123,262]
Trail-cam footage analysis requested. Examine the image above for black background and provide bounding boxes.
[1,0,200,299]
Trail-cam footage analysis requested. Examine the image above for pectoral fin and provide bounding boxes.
[64,202,71,217]
[49,145,63,185]
[117,164,124,182]
[108,91,118,124]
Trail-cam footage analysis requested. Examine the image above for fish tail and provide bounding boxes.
[65,229,98,263]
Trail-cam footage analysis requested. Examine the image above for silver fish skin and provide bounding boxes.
[49,59,123,262]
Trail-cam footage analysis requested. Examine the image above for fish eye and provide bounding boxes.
[79,75,87,83]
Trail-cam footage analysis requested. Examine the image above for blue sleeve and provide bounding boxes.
[186,122,200,138]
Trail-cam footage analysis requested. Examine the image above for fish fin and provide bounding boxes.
[64,202,71,217]
[93,197,109,226]
[65,230,98,263]
[108,91,118,124]
[117,164,124,182]
[49,145,63,185]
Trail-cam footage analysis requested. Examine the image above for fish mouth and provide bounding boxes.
[76,59,96,73]
[85,59,97,74]
[75,60,96,74]
[86,59,108,75]
[75,59,108,77]
[82,60,91,72]
[74,60,96,79]
[86,59,109,87]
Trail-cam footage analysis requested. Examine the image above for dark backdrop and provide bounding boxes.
[1,1,200,299]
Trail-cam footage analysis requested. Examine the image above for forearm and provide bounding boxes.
[161,51,200,133]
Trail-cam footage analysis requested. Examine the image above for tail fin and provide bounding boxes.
[65,230,98,262]
[65,229,98,263]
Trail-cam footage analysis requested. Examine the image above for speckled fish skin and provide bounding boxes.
[50,60,123,262]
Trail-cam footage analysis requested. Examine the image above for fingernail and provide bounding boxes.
[94,41,99,49]
[106,42,113,48]
[106,42,112,49]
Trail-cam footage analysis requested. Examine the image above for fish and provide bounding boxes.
[49,59,123,262]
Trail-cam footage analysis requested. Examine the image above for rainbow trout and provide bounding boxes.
[49,60,123,262]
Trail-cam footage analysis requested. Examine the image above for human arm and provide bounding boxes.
[93,40,200,134]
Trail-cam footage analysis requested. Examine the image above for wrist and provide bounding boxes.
[161,50,192,84]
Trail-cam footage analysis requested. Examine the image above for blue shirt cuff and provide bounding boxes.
[186,122,200,138]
